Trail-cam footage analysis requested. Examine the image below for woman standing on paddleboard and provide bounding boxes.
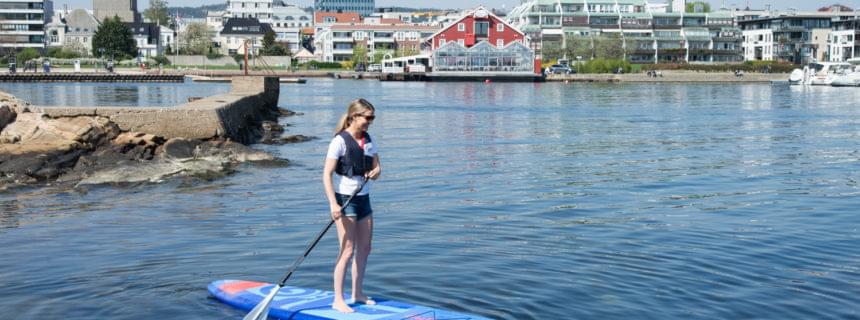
[323,98,381,313]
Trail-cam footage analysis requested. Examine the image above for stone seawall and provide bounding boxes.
[0,76,290,188]
[547,71,788,83]
[34,76,280,144]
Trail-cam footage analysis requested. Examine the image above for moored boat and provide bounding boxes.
[788,62,853,85]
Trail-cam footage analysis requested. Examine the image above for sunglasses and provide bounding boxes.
[355,114,376,121]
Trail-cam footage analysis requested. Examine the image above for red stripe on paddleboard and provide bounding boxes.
[221,281,268,295]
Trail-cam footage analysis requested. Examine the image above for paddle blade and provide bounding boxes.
[242,284,281,320]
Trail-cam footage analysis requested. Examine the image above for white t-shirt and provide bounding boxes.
[326,133,377,196]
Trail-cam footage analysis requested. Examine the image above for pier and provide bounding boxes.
[0,73,185,83]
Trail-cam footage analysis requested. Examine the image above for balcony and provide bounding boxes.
[633,48,656,55]
[622,23,652,30]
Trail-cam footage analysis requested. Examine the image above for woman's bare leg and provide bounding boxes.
[333,217,356,313]
[351,215,374,304]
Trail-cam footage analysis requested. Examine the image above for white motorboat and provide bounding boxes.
[788,62,853,85]
[831,59,860,87]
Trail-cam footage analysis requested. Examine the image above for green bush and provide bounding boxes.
[16,48,40,63]
[639,61,796,73]
[152,55,170,66]
[206,51,224,60]
[305,60,344,69]
[573,58,632,74]
[48,48,81,59]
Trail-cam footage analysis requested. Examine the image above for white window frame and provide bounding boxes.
[497,23,504,32]
[497,39,504,48]
[458,23,465,32]
[458,39,465,46]
[440,39,446,46]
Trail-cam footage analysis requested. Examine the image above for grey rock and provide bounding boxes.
[0,105,15,132]
[161,138,202,160]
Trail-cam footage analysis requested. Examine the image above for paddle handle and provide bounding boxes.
[277,181,366,286]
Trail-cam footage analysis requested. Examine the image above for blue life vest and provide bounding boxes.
[335,131,373,177]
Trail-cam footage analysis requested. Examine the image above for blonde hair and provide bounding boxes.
[334,98,376,135]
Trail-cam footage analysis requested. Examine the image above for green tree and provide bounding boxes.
[564,36,593,61]
[92,16,138,59]
[395,45,417,58]
[144,0,171,26]
[352,43,368,66]
[182,22,211,55]
[686,1,711,13]
[540,41,564,61]
[260,30,289,56]
[263,30,276,51]
[373,49,392,63]
[593,33,624,59]
[63,41,90,57]
[16,48,40,63]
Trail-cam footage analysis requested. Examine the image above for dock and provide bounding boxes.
[188,75,306,84]
[379,71,544,82]
[0,73,185,83]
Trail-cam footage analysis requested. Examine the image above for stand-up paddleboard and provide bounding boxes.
[209,280,492,320]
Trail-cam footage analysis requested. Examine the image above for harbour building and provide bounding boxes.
[93,0,138,23]
[506,0,744,64]
[228,0,274,23]
[0,0,47,51]
[826,18,859,62]
[738,12,857,65]
[315,0,374,17]
[271,3,312,53]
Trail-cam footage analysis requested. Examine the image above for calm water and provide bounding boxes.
[1,80,859,320]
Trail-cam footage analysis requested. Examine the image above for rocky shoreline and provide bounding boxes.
[0,79,311,191]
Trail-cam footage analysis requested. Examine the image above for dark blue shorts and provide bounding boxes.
[335,193,373,221]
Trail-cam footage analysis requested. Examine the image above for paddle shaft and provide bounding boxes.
[277,181,366,286]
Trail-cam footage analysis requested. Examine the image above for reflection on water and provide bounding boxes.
[0,81,230,107]
[1,80,860,319]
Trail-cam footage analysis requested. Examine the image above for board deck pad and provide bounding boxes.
[208,280,492,320]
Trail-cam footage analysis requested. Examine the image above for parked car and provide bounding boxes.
[354,63,366,72]
[367,64,382,72]
[545,64,574,75]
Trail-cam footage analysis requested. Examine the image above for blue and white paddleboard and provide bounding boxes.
[208,280,493,320]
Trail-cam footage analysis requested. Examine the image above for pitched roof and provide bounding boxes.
[330,23,440,32]
[427,6,525,41]
[294,48,314,58]
[125,22,160,37]
[314,11,361,24]
[221,17,273,35]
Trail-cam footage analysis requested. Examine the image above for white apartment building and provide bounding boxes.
[315,22,439,62]
[218,17,271,55]
[0,0,47,50]
[828,29,855,61]
[827,19,859,62]
[742,29,774,61]
[227,0,273,23]
[271,4,311,53]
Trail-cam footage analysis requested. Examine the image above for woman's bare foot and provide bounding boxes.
[352,295,376,305]
[332,300,354,313]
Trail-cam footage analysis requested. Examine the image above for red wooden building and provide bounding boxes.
[428,6,527,51]
[424,6,538,74]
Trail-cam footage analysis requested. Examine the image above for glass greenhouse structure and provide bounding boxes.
[432,41,535,72]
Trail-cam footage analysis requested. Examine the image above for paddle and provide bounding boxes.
[243,181,367,320]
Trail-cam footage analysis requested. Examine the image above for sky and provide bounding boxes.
[51,0,860,12]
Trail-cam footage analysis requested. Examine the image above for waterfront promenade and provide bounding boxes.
[1,68,789,83]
